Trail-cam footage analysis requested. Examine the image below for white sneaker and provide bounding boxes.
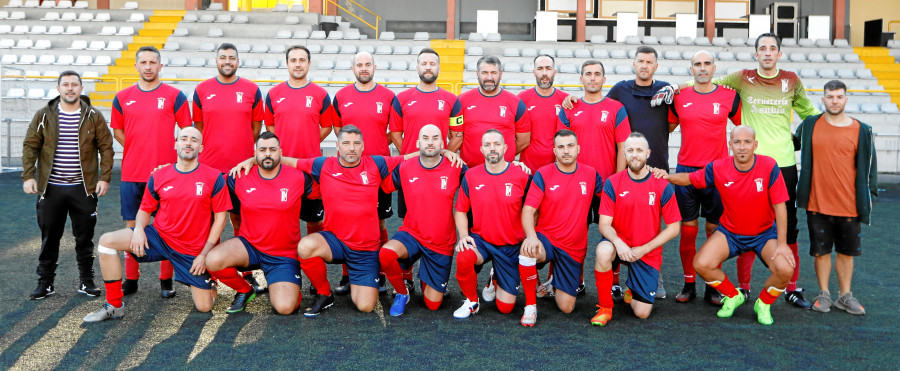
[521,304,537,327]
[482,268,496,302]
[536,276,554,298]
[656,275,667,299]
[453,299,480,318]
[83,303,125,323]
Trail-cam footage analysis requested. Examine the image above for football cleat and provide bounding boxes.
[675,282,696,303]
[83,303,125,322]
[717,293,746,318]
[623,288,633,304]
[334,275,350,296]
[453,299,480,319]
[304,293,335,317]
[591,305,613,326]
[655,276,667,299]
[704,286,724,306]
[482,268,496,302]
[753,299,774,325]
[390,293,410,317]
[536,277,554,298]
[611,285,624,302]
[521,304,537,327]
[576,281,586,296]
[160,278,176,298]
[122,279,139,296]
[785,288,811,309]
[226,290,257,314]
[244,273,267,295]
[378,274,388,294]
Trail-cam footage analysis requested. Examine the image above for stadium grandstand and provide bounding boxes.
[0,0,898,173]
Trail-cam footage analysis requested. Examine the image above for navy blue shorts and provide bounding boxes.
[470,233,521,296]
[131,225,213,289]
[300,196,325,223]
[536,233,583,297]
[120,181,146,220]
[718,224,777,266]
[378,189,393,220]
[319,231,380,288]
[392,231,452,293]
[237,236,302,286]
[674,164,723,224]
[602,238,659,304]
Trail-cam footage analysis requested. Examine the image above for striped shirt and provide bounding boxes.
[48,106,83,186]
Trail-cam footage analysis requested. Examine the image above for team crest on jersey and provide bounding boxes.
[438,100,446,110]
[360,171,369,184]
[306,96,313,108]
[499,106,507,118]
[280,188,289,202]
[755,178,764,192]
[440,176,448,190]
[236,92,244,103]
[601,110,609,122]
[713,102,720,115]
[376,102,383,113]
[648,192,656,205]
[157,97,165,110]
[781,79,789,93]
[195,182,204,196]
[580,181,587,195]
[555,104,561,115]
[504,182,513,196]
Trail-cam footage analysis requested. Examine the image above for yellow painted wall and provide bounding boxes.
[849,0,900,46]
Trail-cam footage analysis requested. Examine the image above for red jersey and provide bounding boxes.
[298,155,403,251]
[518,88,569,171]
[669,85,742,167]
[525,163,602,263]
[228,165,313,259]
[600,171,681,269]
[382,157,466,255]
[111,83,191,182]
[140,163,232,256]
[392,87,462,155]
[457,89,531,166]
[332,83,402,156]
[455,163,531,245]
[264,81,334,159]
[557,98,631,178]
[192,77,264,173]
[689,155,789,236]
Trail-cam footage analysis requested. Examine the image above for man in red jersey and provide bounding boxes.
[518,129,602,326]
[457,56,531,167]
[453,129,532,319]
[590,133,681,326]
[111,46,190,298]
[332,51,403,294]
[84,128,230,322]
[264,45,333,238]
[661,126,795,325]
[206,132,314,315]
[518,54,569,172]
[667,50,741,304]
[380,124,467,316]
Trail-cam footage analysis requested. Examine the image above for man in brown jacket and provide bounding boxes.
[22,70,114,300]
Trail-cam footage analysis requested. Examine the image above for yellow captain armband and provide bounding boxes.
[449,115,463,128]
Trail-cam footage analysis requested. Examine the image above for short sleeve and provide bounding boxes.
[514,99,531,133]
[191,90,203,123]
[599,179,616,217]
[174,91,191,128]
[768,163,790,205]
[210,174,233,213]
[250,88,264,121]
[688,162,714,189]
[660,183,681,224]
[523,171,545,209]
[614,106,631,143]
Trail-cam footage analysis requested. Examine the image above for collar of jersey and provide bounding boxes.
[732,154,758,173]
[415,86,441,94]
[485,162,510,175]
[215,76,241,85]
[533,87,558,98]
[353,83,379,93]
[137,83,163,93]
[286,80,312,90]
[174,163,200,174]
[691,85,720,95]
[627,170,652,183]
[257,164,282,180]
[756,68,780,79]
[419,156,444,170]
[555,162,577,174]
[477,88,504,98]
[580,96,607,105]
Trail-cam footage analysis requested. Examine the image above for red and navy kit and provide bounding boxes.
[140,164,232,256]
[457,89,531,166]
[332,84,402,156]
[525,163,602,263]
[264,81,334,159]
[668,86,742,167]
[689,155,789,235]
[557,98,630,178]
[517,88,569,171]
[192,77,264,173]
[382,157,466,255]
[600,171,681,269]
[297,155,403,251]
[227,165,313,259]
[455,163,531,245]
[111,83,191,182]
[392,87,462,155]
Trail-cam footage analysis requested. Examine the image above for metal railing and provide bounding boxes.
[323,0,381,39]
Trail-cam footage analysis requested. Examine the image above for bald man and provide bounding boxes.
[379,124,468,316]
[332,51,403,294]
[661,126,795,325]
[84,127,231,322]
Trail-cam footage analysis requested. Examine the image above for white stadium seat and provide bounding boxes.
[41,11,59,20]
[98,26,116,35]
[127,13,145,22]
[72,55,92,65]
[117,26,135,36]
[86,40,105,50]
[379,31,395,41]
[33,39,51,49]
[75,12,93,21]
[413,32,430,41]
[63,26,82,35]
[94,13,111,22]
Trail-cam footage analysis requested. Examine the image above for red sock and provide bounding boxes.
[104,280,124,308]
[787,243,799,292]
[519,261,538,306]
[379,228,389,247]
[402,268,413,281]
[424,296,442,310]
[124,253,140,280]
[708,275,740,298]
[679,225,699,283]
[595,269,613,308]
[759,286,784,304]
[379,249,407,295]
[300,257,332,296]
[158,260,174,280]
[306,222,324,235]
[737,251,754,290]
[241,271,252,278]
[496,300,514,313]
[341,263,349,277]
[208,267,252,293]
[455,249,479,302]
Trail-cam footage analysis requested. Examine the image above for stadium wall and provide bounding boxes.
[848,0,900,46]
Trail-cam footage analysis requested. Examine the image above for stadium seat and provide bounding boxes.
[614,65,632,75]
[642,36,659,45]
[38,55,56,64]
[45,89,59,99]
[215,14,232,23]
[321,44,338,54]
[327,31,343,40]
[844,103,860,113]
[33,39,51,49]
[334,60,351,70]
[29,25,48,35]
[663,50,680,60]
[819,69,837,78]
[6,88,25,98]
[55,54,74,65]
[736,52,753,62]
[860,103,880,113]
[233,43,250,53]
[197,42,215,52]
[466,46,483,56]
[274,30,292,39]
[27,88,44,99]
[98,26,116,35]
[357,45,374,54]
[844,54,860,63]
[593,49,609,59]
[625,36,641,45]
[1,54,16,64]
[9,11,25,20]
[379,31,395,40]
[309,30,326,39]
[788,53,806,62]
[676,37,693,45]
[559,63,577,74]
[93,55,112,66]
[10,25,27,34]
[799,69,817,78]
[718,51,735,61]
[371,45,391,55]
[198,14,214,23]
[259,59,278,69]
[610,49,627,59]
[574,49,591,58]
[3,0,21,7]
[74,1,88,8]
[465,61,477,72]
[728,37,745,46]
[807,53,825,63]
[339,45,357,54]
[798,38,814,47]
[17,54,36,64]
[172,27,188,37]
[127,13,144,22]
[414,32,430,41]
[656,36,674,45]
[273,3,288,12]
[122,1,138,9]
[293,30,309,39]
[467,32,484,41]
[825,53,843,63]
[589,34,605,44]
[208,3,223,10]
[712,37,728,46]
[269,44,285,54]
[0,39,13,48]
[93,13,110,22]
[834,39,849,48]
[882,103,899,113]
[63,26,81,35]
[291,5,305,12]
[307,44,321,53]
[186,57,204,67]
[503,62,521,73]
[316,60,334,70]
[207,28,224,37]
[394,45,411,55]
[72,55,92,65]
[233,15,248,23]
[251,44,268,53]
[0,25,10,34]
[538,48,555,57]
[183,13,197,22]
[163,41,179,51]
[814,39,832,48]
[694,38,711,46]
[837,69,855,79]
[517,48,535,58]
[857,69,874,79]
[168,57,187,67]
[656,66,670,75]
[781,38,797,47]
[41,11,58,20]
[390,61,409,70]
[344,29,361,40]
[557,49,574,58]
[245,59,263,68]
[13,39,33,48]
[46,25,63,35]
[671,66,690,76]
[502,47,519,57]
[84,40,104,51]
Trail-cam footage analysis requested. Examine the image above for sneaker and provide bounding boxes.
[611,285,624,302]
[717,293,746,318]
[655,276,666,299]
[226,290,257,314]
[78,280,101,297]
[334,275,350,296]
[404,279,416,296]
[160,278,176,299]
[704,286,724,306]
[623,288,633,304]
[785,288,812,309]
[303,293,335,317]
[29,280,55,300]
[83,303,125,322]
[811,290,832,313]
[482,268,496,302]
[739,288,750,300]
[834,292,866,315]
[675,282,696,303]
[244,273,267,295]
[307,284,316,296]
[122,279,139,296]
[536,276,554,298]
[576,281,586,296]
[521,304,537,327]
[453,299,480,318]
[590,305,613,326]
[378,274,387,294]
[754,299,774,325]
[390,293,410,317]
